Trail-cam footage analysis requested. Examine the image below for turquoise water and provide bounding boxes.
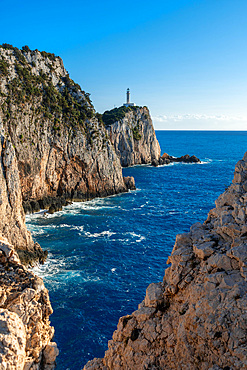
[26,131,247,369]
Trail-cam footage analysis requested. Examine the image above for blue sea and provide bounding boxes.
[26,131,247,369]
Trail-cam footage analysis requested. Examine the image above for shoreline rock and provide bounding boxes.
[152,153,200,167]
[83,153,247,369]
[0,238,58,369]
[0,44,129,262]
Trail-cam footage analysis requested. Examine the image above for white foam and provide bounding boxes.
[84,230,116,238]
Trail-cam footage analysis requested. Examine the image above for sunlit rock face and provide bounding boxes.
[0,239,58,369]
[84,152,247,370]
[0,44,128,262]
[104,106,161,167]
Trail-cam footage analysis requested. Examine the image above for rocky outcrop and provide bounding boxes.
[152,153,200,167]
[0,45,128,219]
[0,238,58,369]
[103,106,161,167]
[0,119,46,264]
[84,153,247,369]
[123,176,136,191]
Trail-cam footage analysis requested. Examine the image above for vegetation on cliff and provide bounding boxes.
[0,43,96,138]
[105,106,160,167]
[0,44,128,261]
[102,105,141,126]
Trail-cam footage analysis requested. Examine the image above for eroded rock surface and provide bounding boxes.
[0,238,58,369]
[104,106,161,167]
[0,121,45,264]
[84,152,247,369]
[153,153,200,167]
[0,45,127,217]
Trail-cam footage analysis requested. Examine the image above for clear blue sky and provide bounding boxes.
[0,0,246,129]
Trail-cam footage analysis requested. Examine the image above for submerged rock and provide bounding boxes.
[83,152,247,369]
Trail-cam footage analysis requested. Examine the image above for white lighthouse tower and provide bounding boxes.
[123,88,136,107]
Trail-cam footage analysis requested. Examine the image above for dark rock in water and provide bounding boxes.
[175,154,200,163]
[123,176,136,190]
[151,159,159,167]
[48,205,56,214]
[153,153,200,166]
[30,200,40,213]
[22,201,32,214]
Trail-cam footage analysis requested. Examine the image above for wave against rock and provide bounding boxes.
[84,153,247,369]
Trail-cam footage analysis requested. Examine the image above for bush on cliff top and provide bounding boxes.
[102,105,140,126]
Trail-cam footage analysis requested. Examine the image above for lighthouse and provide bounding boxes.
[123,88,136,107]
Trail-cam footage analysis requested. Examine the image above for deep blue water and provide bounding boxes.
[26,131,247,369]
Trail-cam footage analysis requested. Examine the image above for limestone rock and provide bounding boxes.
[83,152,247,369]
[0,44,129,262]
[0,309,26,369]
[104,106,161,167]
[123,176,136,190]
[0,122,45,264]
[0,239,58,369]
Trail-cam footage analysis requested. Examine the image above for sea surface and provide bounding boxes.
[26,131,247,369]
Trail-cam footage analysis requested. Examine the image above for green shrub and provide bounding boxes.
[102,105,140,126]
[132,125,141,141]
[0,59,9,75]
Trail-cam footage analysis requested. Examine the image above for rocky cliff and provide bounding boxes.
[0,119,45,264]
[0,238,58,369]
[84,153,247,369]
[103,106,161,167]
[0,44,128,212]
[0,44,132,261]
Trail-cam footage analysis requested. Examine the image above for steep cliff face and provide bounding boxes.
[0,238,58,369]
[103,106,160,167]
[0,45,127,217]
[84,152,247,370]
[0,120,45,263]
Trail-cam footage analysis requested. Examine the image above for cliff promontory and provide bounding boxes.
[103,106,161,167]
[0,44,131,261]
[84,153,247,369]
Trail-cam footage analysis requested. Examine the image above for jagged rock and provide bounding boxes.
[0,309,26,369]
[0,239,58,369]
[0,45,128,222]
[104,106,161,167]
[0,122,45,264]
[151,158,159,167]
[157,152,200,166]
[43,342,60,369]
[83,152,247,369]
[123,176,136,190]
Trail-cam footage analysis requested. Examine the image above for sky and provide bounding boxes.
[0,0,246,130]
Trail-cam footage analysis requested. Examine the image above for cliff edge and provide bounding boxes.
[84,153,247,369]
[0,44,131,262]
[103,106,161,167]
